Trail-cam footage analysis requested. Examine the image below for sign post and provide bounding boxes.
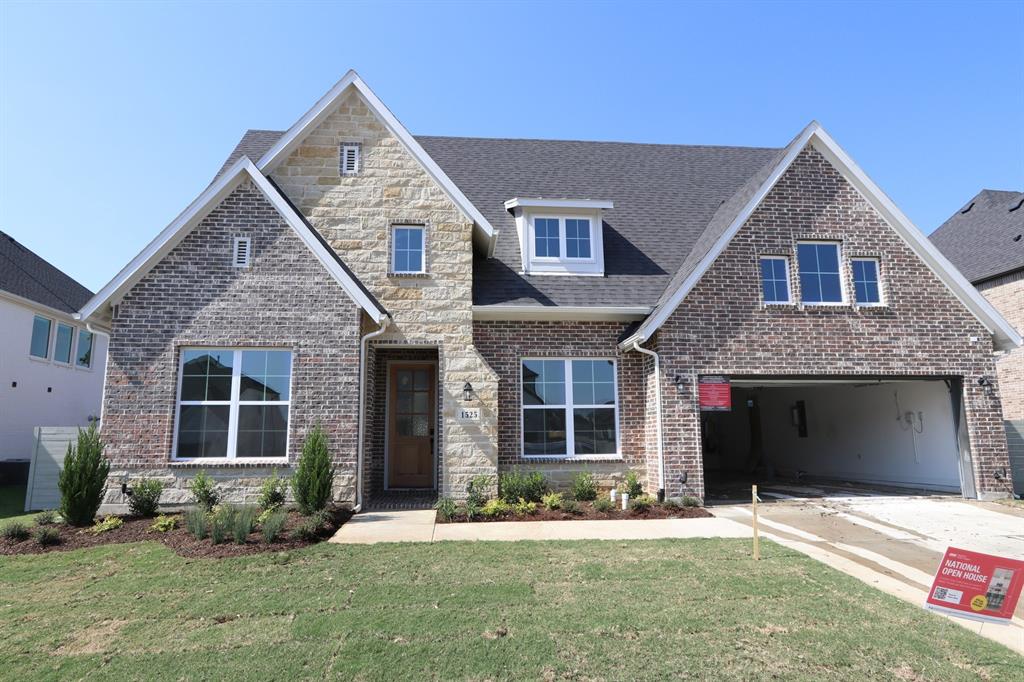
[751,485,760,561]
[925,547,1024,623]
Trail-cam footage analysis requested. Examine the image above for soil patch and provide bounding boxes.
[0,507,351,558]
[437,502,711,523]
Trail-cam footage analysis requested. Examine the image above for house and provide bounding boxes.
[931,190,1024,493]
[0,231,108,461]
[77,71,1020,510]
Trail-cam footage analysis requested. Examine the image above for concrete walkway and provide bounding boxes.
[329,509,749,544]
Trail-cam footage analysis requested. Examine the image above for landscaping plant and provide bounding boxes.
[570,472,598,501]
[435,497,457,522]
[259,469,289,510]
[482,499,510,518]
[89,515,124,535]
[127,478,164,517]
[189,471,219,511]
[290,516,323,542]
[541,492,563,510]
[466,475,492,507]
[463,500,481,521]
[150,515,177,532]
[293,426,334,515]
[498,470,547,503]
[33,510,58,526]
[260,509,288,543]
[57,424,109,526]
[210,505,238,544]
[232,505,258,544]
[623,470,644,499]
[35,526,60,547]
[512,498,538,516]
[682,496,701,508]
[560,498,581,515]
[184,506,209,540]
[630,494,656,513]
[593,497,614,513]
[2,521,30,541]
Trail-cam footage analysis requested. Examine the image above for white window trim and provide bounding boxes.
[851,257,885,307]
[28,314,53,361]
[797,241,847,306]
[232,236,252,268]
[341,143,360,175]
[519,357,622,460]
[171,347,293,464]
[528,214,598,265]
[391,224,426,274]
[759,256,793,305]
[52,322,75,366]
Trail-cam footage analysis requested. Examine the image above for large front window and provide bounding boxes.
[175,348,292,460]
[797,242,844,304]
[521,358,618,457]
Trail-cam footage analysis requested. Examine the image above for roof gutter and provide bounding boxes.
[354,315,391,513]
[630,340,665,500]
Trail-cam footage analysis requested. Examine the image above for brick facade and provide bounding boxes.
[101,182,363,505]
[977,272,1024,421]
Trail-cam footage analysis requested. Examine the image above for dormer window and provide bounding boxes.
[504,198,612,276]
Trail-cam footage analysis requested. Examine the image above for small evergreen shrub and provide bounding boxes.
[189,471,219,511]
[435,497,457,522]
[466,475,493,507]
[593,497,614,513]
[150,515,177,532]
[128,479,164,517]
[260,510,288,543]
[498,471,547,503]
[58,424,109,526]
[561,498,581,515]
[2,521,30,541]
[290,517,322,542]
[34,510,58,526]
[232,505,258,544]
[257,507,278,526]
[258,470,289,511]
[570,472,598,501]
[293,426,334,515]
[512,498,538,516]
[662,498,681,510]
[35,526,60,546]
[184,506,209,540]
[463,500,481,522]
[541,492,563,510]
[89,515,124,534]
[623,470,644,499]
[482,499,510,518]
[682,496,701,508]
[630,494,656,513]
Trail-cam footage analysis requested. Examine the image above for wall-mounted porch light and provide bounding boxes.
[462,382,475,402]
[978,376,995,398]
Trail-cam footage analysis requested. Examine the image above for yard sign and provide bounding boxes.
[699,376,731,412]
[924,547,1024,623]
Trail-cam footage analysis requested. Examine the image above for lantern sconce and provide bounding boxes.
[462,382,475,402]
[977,376,995,398]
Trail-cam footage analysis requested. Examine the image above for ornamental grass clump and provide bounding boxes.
[293,426,334,515]
[232,505,258,544]
[2,521,30,542]
[184,506,209,540]
[260,510,288,543]
[58,424,109,527]
[435,497,457,522]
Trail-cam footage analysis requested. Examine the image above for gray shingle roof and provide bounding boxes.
[218,130,782,307]
[930,189,1024,283]
[215,130,282,178]
[0,230,93,314]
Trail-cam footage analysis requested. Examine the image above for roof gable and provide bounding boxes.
[622,123,1022,352]
[930,189,1024,283]
[0,230,93,314]
[78,157,388,326]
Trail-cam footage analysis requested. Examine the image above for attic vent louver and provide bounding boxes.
[341,143,360,175]
[960,202,974,214]
[232,236,251,268]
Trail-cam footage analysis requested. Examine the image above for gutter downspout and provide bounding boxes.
[355,316,391,513]
[631,340,665,501]
[84,321,111,427]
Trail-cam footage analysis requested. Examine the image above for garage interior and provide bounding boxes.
[701,377,973,502]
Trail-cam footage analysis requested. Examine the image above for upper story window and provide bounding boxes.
[54,323,74,364]
[504,198,612,276]
[852,258,882,305]
[797,242,844,304]
[759,256,791,304]
[340,143,360,175]
[76,330,94,368]
[30,315,51,359]
[392,225,425,274]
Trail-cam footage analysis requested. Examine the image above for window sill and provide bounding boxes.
[169,459,290,469]
[388,272,430,279]
[520,454,623,462]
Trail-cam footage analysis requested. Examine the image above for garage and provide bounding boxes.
[700,376,976,500]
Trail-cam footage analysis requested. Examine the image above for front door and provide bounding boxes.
[388,363,435,489]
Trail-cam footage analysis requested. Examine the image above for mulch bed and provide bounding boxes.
[438,502,712,523]
[0,507,351,558]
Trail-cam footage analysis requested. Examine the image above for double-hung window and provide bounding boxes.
[797,242,844,304]
[175,348,292,460]
[76,330,94,368]
[54,323,74,364]
[851,258,882,305]
[521,359,618,457]
[759,256,791,304]
[392,225,425,274]
[29,315,51,359]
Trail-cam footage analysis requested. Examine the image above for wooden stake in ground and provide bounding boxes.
[752,484,760,561]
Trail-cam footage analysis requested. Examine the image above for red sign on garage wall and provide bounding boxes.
[925,547,1024,623]
[699,375,731,412]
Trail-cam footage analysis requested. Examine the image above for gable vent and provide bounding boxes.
[232,237,251,268]
[341,143,360,175]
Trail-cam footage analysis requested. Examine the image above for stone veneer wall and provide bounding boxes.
[656,146,1013,500]
[270,90,497,500]
[976,271,1024,421]
[101,182,363,506]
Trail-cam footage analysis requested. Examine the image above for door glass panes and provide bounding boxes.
[395,368,431,437]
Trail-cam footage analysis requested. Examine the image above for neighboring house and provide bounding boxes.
[78,71,1020,510]
[0,231,107,460]
[931,190,1024,493]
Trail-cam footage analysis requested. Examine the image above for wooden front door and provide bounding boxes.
[388,363,435,489]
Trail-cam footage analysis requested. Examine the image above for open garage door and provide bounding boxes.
[701,377,974,501]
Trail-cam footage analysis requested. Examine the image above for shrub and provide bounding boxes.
[435,497,457,522]
[184,506,209,540]
[570,472,598,502]
[498,470,547,503]
[482,498,510,518]
[259,469,289,511]
[466,475,493,507]
[58,424,109,526]
[682,496,701,508]
[293,426,334,515]
[150,515,177,532]
[260,510,288,543]
[89,515,124,534]
[593,497,614,513]
[463,500,481,522]
[541,492,563,510]
[189,471,219,511]
[2,521,30,541]
[630,494,656,513]
[232,505,258,544]
[623,470,644,499]
[209,506,235,545]
[257,507,278,526]
[512,498,538,516]
[662,497,681,510]
[34,510,58,526]
[128,479,164,517]
[290,517,322,542]
[35,526,60,546]
[561,498,581,515]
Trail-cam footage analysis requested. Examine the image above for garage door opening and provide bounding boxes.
[701,377,973,502]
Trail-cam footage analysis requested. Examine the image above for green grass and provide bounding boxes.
[0,483,36,524]
[0,539,1019,681]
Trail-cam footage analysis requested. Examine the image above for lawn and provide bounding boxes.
[0,539,1019,681]
[0,483,34,524]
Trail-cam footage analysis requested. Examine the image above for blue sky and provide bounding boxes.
[2,0,1022,292]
